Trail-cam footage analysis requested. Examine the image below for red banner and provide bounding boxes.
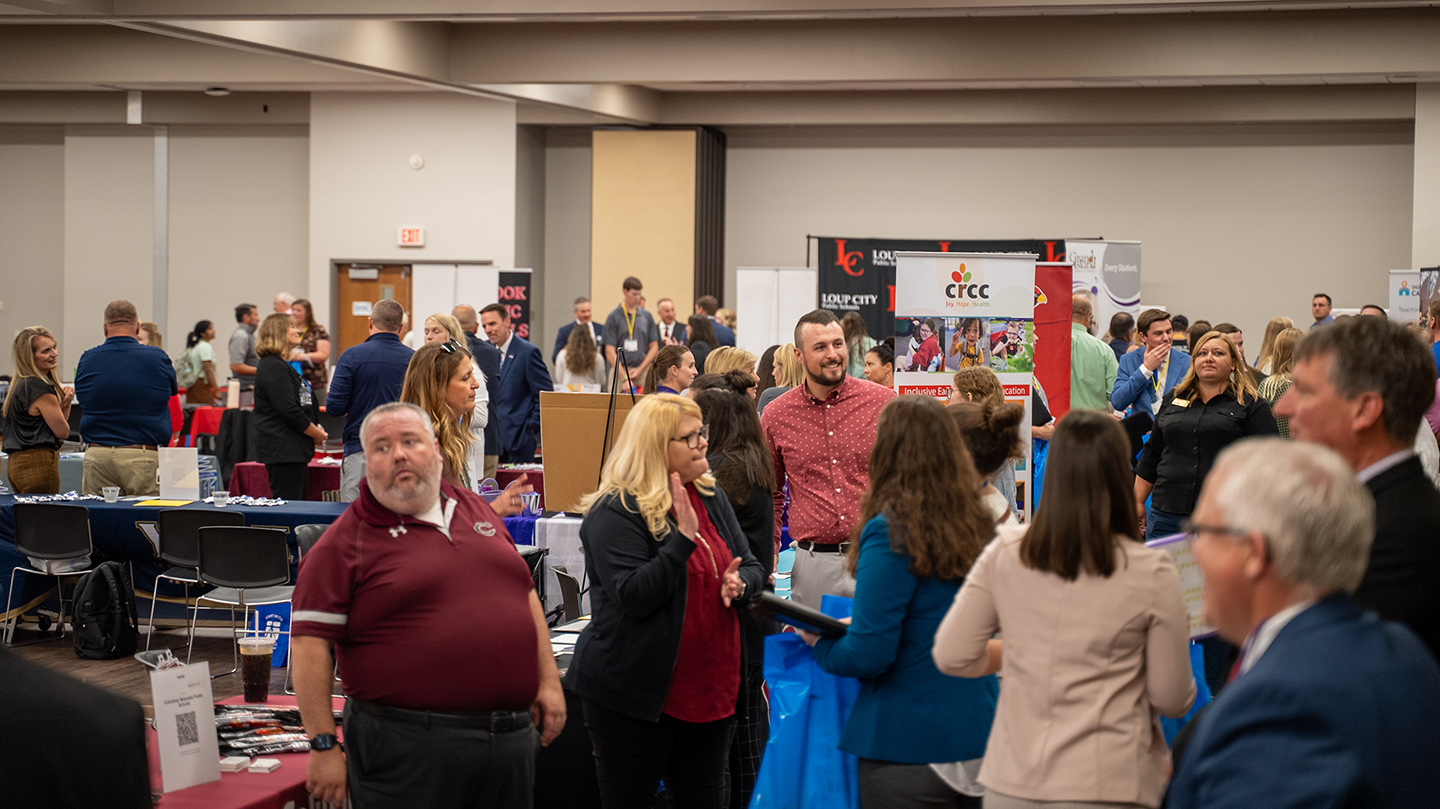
[1033,263,1073,419]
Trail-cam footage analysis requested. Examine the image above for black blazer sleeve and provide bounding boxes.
[255,356,313,435]
[583,494,699,620]
[704,485,766,606]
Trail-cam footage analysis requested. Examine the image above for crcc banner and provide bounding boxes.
[895,251,1037,517]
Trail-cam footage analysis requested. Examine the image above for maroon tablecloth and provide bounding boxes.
[496,467,544,510]
[229,461,341,502]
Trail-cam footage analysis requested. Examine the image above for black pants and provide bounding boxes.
[858,759,982,809]
[583,700,734,809]
[727,663,767,809]
[265,461,308,500]
[343,700,539,809]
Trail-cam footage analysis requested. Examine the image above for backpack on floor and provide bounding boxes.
[72,561,140,660]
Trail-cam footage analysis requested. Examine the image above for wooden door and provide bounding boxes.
[335,263,411,356]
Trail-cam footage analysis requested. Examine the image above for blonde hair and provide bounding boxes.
[773,343,804,387]
[705,346,757,377]
[255,313,295,357]
[425,312,465,343]
[1173,330,1259,404]
[717,307,737,329]
[1254,316,1296,372]
[579,394,715,541]
[138,321,162,348]
[400,342,475,486]
[3,327,64,419]
[1269,327,1304,377]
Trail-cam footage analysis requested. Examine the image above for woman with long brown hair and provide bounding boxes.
[934,411,1194,809]
[400,341,481,491]
[642,344,697,395]
[557,320,608,391]
[842,311,876,378]
[289,298,332,404]
[799,395,999,808]
[3,327,72,493]
[686,314,719,373]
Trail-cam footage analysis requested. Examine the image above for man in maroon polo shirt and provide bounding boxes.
[291,401,565,809]
[761,309,896,608]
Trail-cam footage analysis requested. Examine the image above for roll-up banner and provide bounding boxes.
[1067,240,1142,338]
[1035,262,1074,419]
[816,237,1066,341]
[896,251,1037,518]
[498,269,533,340]
[1390,270,1421,323]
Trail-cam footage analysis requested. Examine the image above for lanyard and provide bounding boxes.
[623,305,637,339]
[1151,356,1169,400]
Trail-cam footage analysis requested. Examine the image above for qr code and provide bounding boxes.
[176,710,200,747]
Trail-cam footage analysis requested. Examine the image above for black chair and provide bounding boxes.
[145,509,246,652]
[193,526,293,676]
[293,523,329,561]
[552,566,584,625]
[4,503,95,646]
[518,545,549,603]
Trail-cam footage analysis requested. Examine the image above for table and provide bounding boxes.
[1,451,84,494]
[496,464,545,509]
[0,495,347,626]
[150,695,343,809]
[188,406,226,441]
[229,461,342,502]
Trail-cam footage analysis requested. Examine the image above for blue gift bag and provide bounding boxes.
[750,596,860,809]
[1161,640,1213,745]
[251,603,291,667]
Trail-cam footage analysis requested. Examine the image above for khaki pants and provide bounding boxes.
[483,455,499,483]
[340,452,366,503]
[82,447,159,497]
[790,544,856,610]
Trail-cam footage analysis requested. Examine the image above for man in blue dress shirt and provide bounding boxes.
[75,300,177,496]
[326,299,414,502]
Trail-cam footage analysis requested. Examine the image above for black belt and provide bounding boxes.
[352,699,532,732]
[794,540,850,553]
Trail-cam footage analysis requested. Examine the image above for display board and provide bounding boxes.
[498,269,534,340]
[1067,239,1142,339]
[896,251,1036,517]
[409,264,534,338]
[815,237,1066,341]
[736,266,819,356]
[1391,269,1422,323]
[1034,263,1074,419]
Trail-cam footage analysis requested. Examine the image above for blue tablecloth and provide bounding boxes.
[0,495,348,624]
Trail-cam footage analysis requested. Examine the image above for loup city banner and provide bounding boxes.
[815,237,1066,340]
[895,251,1037,518]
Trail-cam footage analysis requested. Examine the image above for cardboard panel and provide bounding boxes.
[540,390,636,514]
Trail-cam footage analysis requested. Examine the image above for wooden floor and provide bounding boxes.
[7,625,292,708]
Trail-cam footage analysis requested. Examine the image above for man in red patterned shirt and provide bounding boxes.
[761,309,896,608]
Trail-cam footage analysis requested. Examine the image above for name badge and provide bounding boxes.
[1171,398,1191,408]
[623,339,639,353]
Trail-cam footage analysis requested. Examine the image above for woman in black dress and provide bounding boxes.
[253,314,327,500]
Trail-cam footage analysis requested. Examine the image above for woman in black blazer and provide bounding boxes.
[570,393,766,809]
[253,314,327,500]
[692,388,778,809]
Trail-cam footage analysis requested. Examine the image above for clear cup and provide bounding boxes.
[102,486,120,503]
[213,490,229,507]
[238,636,275,703]
[521,491,542,516]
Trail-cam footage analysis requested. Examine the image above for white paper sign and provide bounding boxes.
[1390,269,1421,323]
[159,447,200,501]
[151,661,221,793]
[351,301,373,317]
[1146,534,1217,639]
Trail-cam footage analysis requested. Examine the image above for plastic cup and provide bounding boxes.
[521,491,542,516]
[102,486,120,503]
[213,490,229,507]
[238,637,275,702]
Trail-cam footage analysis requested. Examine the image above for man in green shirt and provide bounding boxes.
[1070,294,1120,412]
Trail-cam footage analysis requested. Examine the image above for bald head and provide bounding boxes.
[1072,294,1093,327]
[452,305,479,333]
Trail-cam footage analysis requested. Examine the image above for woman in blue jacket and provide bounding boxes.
[800,394,1000,808]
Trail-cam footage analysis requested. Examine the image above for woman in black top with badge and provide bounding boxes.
[253,314,327,500]
[3,327,72,493]
[1134,330,1278,541]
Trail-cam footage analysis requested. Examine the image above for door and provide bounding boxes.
[335,263,411,356]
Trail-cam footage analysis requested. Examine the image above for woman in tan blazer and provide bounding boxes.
[933,411,1196,809]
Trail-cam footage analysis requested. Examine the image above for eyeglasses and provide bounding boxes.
[671,425,709,450]
[1182,520,1269,558]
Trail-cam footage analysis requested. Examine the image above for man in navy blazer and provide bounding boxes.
[454,304,504,481]
[1166,438,1440,809]
[481,303,553,464]
[695,294,736,347]
[551,296,604,364]
[1112,308,1190,416]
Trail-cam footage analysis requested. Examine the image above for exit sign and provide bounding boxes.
[398,226,426,247]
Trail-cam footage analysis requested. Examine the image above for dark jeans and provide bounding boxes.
[857,759,982,809]
[343,700,538,809]
[1144,505,1186,542]
[583,700,734,809]
[265,461,308,500]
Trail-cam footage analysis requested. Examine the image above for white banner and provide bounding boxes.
[1068,239,1141,338]
[896,251,1037,518]
[1390,269,1421,323]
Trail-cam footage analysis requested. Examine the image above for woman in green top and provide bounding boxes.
[181,320,219,405]
[1257,327,1302,439]
[842,311,877,379]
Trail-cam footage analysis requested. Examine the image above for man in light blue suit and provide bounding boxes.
[1165,438,1440,809]
[1112,308,1191,416]
[481,303,554,464]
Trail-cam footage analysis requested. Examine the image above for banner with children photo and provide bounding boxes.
[895,251,1037,518]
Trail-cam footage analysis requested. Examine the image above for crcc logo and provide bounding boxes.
[945,264,990,300]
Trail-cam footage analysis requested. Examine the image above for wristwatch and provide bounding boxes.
[309,733,339,752]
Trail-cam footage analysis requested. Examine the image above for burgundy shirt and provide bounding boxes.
[663,485,741,723]
[291,479,540,712]
[760,375,895,548]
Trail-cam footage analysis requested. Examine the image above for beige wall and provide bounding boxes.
[1415,84,1440,269]
[168,124,308,382]
[308,92,518,330]
[590,129,696,321]
[63,126,156,376]
[0,127,65,368]
[516,123,548,347]
[724,122,1415,346]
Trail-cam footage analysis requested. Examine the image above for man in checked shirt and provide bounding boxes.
[761,309,896,608]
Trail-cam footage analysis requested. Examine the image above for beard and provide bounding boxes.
[806,357,846,387]
[372,452,444,515]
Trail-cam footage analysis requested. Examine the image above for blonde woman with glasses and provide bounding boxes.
[571,394,765,809]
